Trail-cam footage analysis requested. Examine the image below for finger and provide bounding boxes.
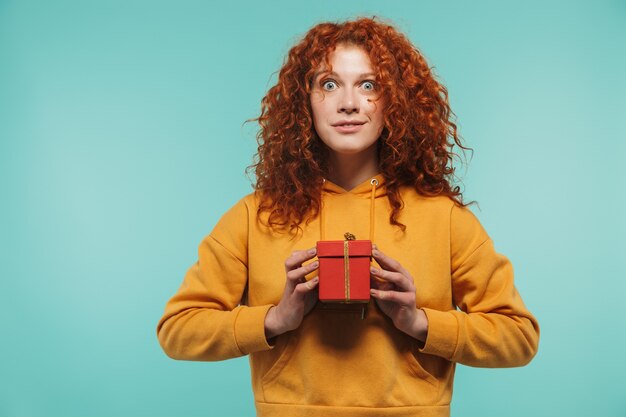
[370,276,396,292]
[370,266,413,291]
[286,261,319,289]
[370,288,414,306]
[371,249,412,280]
[371,248,403,273]
[285,247,317,272]
[294,276,320,298]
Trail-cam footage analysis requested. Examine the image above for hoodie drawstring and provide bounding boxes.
[369,178,378,242]
[319,177,378,319]
[320,177,378,241]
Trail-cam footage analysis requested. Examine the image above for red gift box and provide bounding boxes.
[316,239,372,303]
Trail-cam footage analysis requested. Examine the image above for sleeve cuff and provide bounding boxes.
[233,304,276,355]
[418,307,460,360]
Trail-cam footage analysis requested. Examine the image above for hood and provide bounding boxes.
[322,173,387,198]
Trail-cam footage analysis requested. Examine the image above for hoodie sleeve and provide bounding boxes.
[156,196,276,361]
[418,202,540,368]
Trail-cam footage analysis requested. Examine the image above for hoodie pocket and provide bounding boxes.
[260,331,297,387]
[259,308,442,407]
[403,338,439,387]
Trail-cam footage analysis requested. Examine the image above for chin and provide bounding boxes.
[326,139,379,156]
[323,143,364,154]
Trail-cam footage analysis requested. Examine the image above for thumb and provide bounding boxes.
[294,277,319,299]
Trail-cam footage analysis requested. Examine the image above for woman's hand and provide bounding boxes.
[264,247,319,341]
[369,246,428,343]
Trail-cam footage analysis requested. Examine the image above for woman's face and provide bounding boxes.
[310,44,386,161]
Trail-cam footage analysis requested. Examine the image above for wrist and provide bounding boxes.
[264,305,288,340]
[409,308,429,343]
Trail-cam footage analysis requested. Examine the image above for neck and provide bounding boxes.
[325,145,379,191]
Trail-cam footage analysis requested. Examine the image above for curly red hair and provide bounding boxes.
[245,15,476,234]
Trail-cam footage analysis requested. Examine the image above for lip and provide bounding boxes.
[332,119,366,127]
[333,123,365,133]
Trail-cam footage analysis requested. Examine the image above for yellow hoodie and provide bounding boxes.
[156,174,540,417]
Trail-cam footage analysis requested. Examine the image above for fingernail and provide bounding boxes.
[312,261,319,268]
[372,249,379,256]
[308,248,316,255]
[370,266,377,273]
[313,277,319,282]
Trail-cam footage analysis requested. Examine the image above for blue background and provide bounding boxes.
[1,0,625,416]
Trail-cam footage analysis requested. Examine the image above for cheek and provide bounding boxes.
[368,102,385,127]
[368,107,386,138]
[310,96,329,123]
[367,96,383,114]
[310,91,324,104]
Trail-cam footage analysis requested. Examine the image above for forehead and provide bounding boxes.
[313,45,376,78]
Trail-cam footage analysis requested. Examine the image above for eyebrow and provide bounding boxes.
[313,71,377,79]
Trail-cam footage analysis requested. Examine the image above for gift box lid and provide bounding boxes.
[316,239,372,257]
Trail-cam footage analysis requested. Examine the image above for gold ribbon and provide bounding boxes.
[343,239,350,301]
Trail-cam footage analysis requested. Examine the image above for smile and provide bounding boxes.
[333,124,364,133]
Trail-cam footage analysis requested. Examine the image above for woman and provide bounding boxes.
[157,16,540,417]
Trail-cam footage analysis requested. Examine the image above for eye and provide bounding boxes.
[362,80,376,91]
[321,80,337,91]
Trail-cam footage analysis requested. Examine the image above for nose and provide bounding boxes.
[338,88,359,114]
